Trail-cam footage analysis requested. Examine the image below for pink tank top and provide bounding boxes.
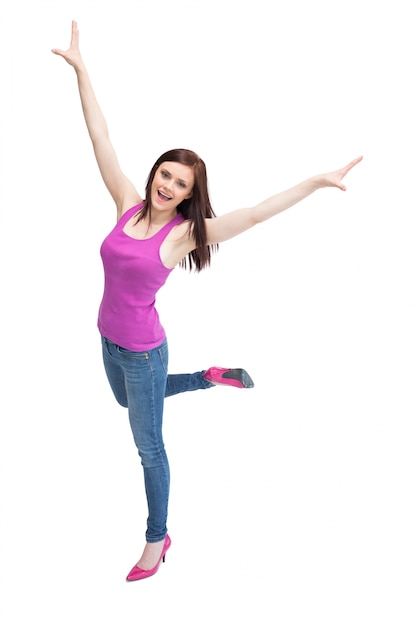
[98,203,185,351]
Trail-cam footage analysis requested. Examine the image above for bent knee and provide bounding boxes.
[112,392,128,408]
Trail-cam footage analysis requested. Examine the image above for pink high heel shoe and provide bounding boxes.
[204,367,254,389]
[126,534,172,582]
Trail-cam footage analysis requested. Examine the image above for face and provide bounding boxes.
[151,161,195,213]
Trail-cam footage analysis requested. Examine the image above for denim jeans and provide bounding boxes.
[101,336,214,542]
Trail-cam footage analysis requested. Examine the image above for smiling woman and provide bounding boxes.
[51,20,362,583]
[132,147,219,271]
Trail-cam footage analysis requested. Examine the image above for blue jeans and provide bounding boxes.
[101,336,214,543]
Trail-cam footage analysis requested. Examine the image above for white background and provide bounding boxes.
[1,1,416,624]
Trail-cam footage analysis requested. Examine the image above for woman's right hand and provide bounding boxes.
[51,19,143,216]
[52,20,83,69]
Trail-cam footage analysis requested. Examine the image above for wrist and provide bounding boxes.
[74,59,87,75]
[308,174,325,191]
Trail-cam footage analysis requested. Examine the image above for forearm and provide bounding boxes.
[74,62,109,144]
[253,177,322,224]
[205,176,325,245]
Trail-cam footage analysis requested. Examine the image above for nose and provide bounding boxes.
[161,177,174,192]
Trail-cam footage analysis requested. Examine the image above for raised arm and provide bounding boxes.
[204,156,363,245]
[52,21,141,217]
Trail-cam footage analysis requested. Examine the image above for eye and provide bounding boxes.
[161,170,169,178]
[178,181,186,189]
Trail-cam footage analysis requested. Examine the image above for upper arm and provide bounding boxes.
[162,209,258,267]
[205,207,258,245]
[92,134,142,215]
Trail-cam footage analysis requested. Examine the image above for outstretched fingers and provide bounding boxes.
[334,155,363,190]
[51,20,82,65]
[70,20,79,47]
[341,155,363,177]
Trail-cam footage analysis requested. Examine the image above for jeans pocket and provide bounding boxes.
[101,335,113,356]
[116,345,149,360]
[158,342,169,375]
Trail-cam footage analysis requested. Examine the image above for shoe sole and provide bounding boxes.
[222,368,254,388]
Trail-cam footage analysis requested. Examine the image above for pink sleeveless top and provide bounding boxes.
[98,203,185,351]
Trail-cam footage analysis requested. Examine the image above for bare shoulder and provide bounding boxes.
[169,218,192,239]
[118,192,144,219]
[160,219,194,268]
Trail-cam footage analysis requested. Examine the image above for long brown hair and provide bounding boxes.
[136,148,218,272]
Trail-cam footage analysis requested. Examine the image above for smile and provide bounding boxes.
[157,190,172,201]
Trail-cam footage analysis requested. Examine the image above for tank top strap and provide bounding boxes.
[117,203,144,228]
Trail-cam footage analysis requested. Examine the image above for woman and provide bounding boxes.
[52,21,362,582]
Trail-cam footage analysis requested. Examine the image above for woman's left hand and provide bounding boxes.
[317,155,363,191]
